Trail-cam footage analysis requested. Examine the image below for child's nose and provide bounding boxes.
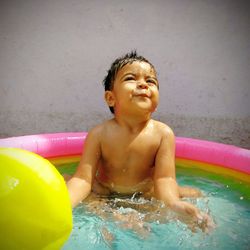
[137,81,148,89]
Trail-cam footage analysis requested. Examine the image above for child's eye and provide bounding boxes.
[124,76,135,81]
[147,79,157,85]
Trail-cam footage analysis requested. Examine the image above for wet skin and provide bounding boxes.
[66,61,215,231]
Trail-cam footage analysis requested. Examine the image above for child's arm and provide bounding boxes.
[67,127,101,208]
[153,126,201,219]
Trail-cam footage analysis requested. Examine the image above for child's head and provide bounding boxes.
[103,51,157,113]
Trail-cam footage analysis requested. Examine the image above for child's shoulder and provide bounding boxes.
[87,119,115,136]
[151,119,175,137]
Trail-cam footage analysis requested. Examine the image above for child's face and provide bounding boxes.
[105,61,159,115]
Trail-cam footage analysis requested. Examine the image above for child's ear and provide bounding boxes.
[104,91,115,107]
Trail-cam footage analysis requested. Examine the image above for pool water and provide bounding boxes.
[58,163,250,250]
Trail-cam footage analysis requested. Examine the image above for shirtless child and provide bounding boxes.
[67,51,213,228]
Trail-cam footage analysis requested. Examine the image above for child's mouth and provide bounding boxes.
[133,91,151,98]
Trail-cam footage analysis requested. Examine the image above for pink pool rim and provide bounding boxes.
[0,132,249,179]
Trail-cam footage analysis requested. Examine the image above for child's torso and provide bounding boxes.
[96,119,162,193]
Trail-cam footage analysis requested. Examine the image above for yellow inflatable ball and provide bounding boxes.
[0,148,72,250]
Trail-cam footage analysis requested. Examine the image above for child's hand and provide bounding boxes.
[196,212,216,233]
[171,200,215,233]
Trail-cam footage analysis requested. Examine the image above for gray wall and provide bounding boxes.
[0,0,249,148]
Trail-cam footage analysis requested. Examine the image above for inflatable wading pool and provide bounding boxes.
[0,133,250,250]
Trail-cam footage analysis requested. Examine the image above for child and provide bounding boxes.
[67,51,213,229]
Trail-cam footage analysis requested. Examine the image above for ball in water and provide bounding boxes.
[0,148,72,250]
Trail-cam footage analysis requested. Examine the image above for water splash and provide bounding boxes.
[62,169,250,250]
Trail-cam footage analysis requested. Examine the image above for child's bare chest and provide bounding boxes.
[101,132,160,170]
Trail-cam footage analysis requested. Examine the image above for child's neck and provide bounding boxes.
[114,112,151,133]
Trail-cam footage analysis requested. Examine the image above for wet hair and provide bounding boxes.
[102,50,156,113]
